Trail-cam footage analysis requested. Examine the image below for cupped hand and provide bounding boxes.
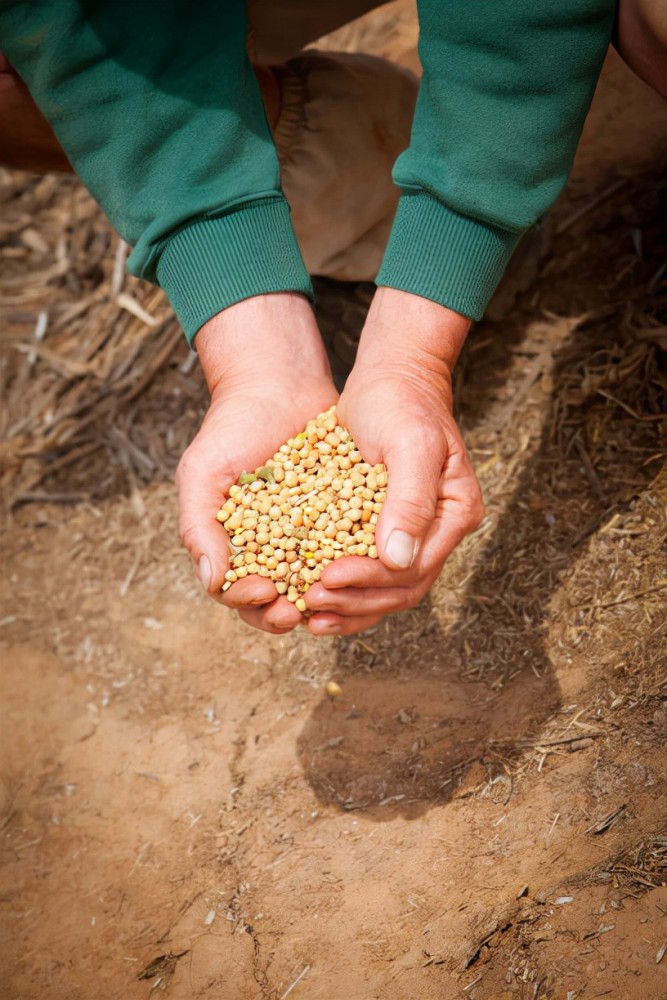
[303,287,485,636]
[176,293,338,634]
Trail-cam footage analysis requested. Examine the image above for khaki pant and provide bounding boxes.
[246,0,418,282]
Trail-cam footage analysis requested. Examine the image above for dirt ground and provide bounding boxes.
[1,6,666,999]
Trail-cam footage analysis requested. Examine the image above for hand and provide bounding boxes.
[303,287,484,635]
[176,293,338,634]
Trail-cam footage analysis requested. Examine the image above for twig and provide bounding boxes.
[120,554,142,598]
[586,804,627,835]
[13,490,89,505]
[111,238,128,296]
[546,812,560,842]
[492,732,604,749]
[10,440,100,505]
[574,438,605,499]
[116,291,158,327]
[578,583,667,612]
[26,309,48,367]
[280,965,310,1000]
[596,388,666,421]
[463,974,484,991]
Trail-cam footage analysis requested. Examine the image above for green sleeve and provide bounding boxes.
[0,0,312,342]
[377,0,616,320]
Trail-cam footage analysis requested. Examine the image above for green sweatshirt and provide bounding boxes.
[0,1,614,343]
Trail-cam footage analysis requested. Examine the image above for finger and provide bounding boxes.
[239,608,298,635]
[305,581,418,617]
[319,553,415,591]
[419,436,485,564]
[176,447,234,595]
[374,430,443,572]
[307,611,383,636]
[237,601,302,634]
[219,575,279,609]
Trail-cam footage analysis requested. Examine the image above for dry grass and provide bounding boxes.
[0,171,201,508]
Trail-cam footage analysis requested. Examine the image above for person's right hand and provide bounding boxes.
[303,288,485,635]
[176,292,338,634]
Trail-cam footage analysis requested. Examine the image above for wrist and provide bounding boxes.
[357,287,471,375]
[195,292,333,395]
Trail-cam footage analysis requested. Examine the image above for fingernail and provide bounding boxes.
[198,554,212,590]
[385,530,419,569]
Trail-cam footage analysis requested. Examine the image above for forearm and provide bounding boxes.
[0,0,311,340]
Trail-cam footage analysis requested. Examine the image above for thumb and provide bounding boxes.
[374,434,443,571]
[176,454,230,595]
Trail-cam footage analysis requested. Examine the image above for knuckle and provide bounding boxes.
[395,495,435,533]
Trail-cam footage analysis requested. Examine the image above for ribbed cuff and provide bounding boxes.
[155,197,313,343]
[377,192,522,321]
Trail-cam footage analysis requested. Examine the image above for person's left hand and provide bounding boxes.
[302,287,485,636]
[176,293,338,634]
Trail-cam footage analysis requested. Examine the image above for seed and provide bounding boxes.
[216,407,387,611]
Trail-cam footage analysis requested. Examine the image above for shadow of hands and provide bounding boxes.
[296,598,561,820]
[297,172,666,817]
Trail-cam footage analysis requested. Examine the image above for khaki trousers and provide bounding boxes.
[246,0,418,282]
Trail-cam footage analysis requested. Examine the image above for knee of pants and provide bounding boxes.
[272,50,418,282]
[245,0,387,65]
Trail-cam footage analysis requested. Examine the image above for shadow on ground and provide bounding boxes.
[297,175,667,820]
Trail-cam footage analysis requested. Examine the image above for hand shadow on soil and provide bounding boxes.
[297,182,666,821]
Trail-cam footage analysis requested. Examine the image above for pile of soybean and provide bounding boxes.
[216,407,387,612]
